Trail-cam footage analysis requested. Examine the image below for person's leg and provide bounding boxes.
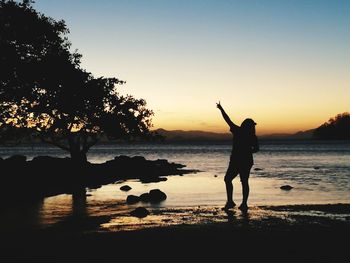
[224,162,238,208]
[241,178,249,206]
[239,166,252,210]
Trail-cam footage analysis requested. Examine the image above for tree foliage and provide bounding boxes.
[313,113,350,140]
[0,0,153,162]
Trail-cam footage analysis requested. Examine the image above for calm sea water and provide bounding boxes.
[1,140,350,230]
[1,140,350,205]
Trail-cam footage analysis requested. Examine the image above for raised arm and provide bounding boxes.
[216,102,239,129]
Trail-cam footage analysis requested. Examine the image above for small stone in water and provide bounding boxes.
[280,185,293,191]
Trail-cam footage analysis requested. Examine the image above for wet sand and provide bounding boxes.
[1,203,349,262]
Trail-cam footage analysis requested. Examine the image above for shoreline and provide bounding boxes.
[0,155,197,207]
[1,146,349,261]
[1,202,349,262]
[79,202,350,232]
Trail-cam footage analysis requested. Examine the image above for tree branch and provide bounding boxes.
[82,135,98,153]
[41,136,70,151]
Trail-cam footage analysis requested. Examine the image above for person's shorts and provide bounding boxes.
[225,158,252,182]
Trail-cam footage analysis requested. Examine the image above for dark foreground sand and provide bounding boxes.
[1,203,350,262]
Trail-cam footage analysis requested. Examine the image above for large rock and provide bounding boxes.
[148,189,167,203]
[139,193,150,202]
[0,154,191,207]
[126,195,140,204]
[132,156,146,162]
[130,207,150,218]
[4,155,27,163]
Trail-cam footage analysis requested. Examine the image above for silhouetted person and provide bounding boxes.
[216,102,259,211]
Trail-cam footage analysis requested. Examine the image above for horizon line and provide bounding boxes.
[151,127,314,137]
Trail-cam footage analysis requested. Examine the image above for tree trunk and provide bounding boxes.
[70,149,87,164]
[69,137,88,164]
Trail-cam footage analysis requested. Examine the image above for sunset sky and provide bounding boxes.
[35,0,350,135]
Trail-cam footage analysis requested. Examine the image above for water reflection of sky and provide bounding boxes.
[1,142,349,232]
[5,190,348,233]
[10,174,344,232]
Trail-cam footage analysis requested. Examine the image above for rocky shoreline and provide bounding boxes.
[1,203,349,262]
[0,155,198,206]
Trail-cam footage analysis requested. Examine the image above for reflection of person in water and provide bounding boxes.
[216,102,259,211]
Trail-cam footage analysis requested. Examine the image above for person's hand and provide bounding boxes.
[216,101,223,110]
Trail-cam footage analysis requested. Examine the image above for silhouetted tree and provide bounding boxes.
[0,124,30,145]
[313,113,350,140]
[0,0,153,163]
[0,0,70,144]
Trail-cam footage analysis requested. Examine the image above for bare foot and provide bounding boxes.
[238,203,248,211]
[222,201,236,210]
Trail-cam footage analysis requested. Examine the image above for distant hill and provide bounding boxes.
[259,129,315,140]
[157,112,349,142]
[154,128,231,142]
[154,128,315,142]
[313,112,350,140]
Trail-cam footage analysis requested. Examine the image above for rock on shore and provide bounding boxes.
[0,155,196,206]
[126,189,167,204]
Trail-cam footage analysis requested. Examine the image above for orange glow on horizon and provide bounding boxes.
[151,107,346,136]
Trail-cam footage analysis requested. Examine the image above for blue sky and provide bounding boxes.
[34,0,350,134]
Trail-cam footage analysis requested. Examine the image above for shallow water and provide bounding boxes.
[1,140,350,230]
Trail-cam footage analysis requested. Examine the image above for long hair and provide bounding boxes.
[241,118,259,152]
[241,118,256,137]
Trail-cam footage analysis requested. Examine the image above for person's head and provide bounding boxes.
[240,118,257,136]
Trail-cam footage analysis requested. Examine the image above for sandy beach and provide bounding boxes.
[1,203,349,262]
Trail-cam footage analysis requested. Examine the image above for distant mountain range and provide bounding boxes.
[154,128,315,142]
[259,129,315,140]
